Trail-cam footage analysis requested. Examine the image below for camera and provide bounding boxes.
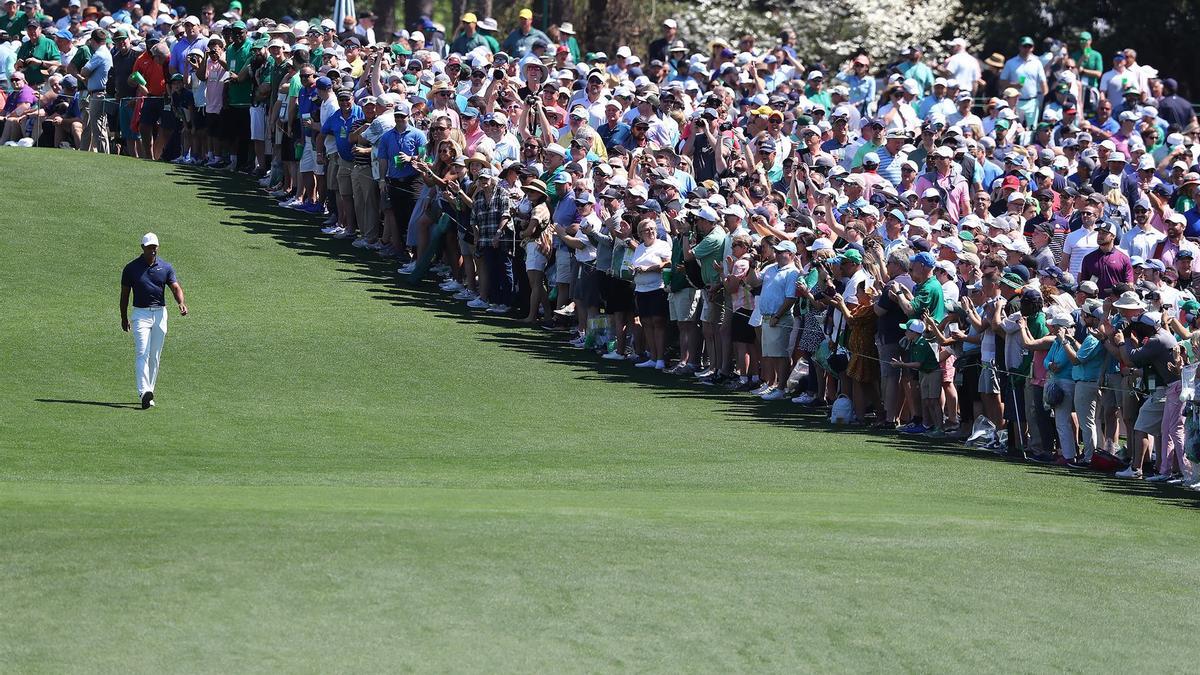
[719,121,733,132]
[493,68,505,79]
[525,95,537,105]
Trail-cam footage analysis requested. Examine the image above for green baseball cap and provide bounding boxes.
[253,36,267,48]
[1001,272,1024,289]
[403,73,417,86]
[1181,299,1200,313]
[391,43,411,56]
[840,248,863,263]
[112,28,129,39]
[957,230,975,242]
[1019,36,1035,46]
[230,20,246,30]
[229,0,242,9]
[1079,31,1092,41]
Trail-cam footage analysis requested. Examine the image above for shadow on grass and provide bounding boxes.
[166,165,1200,510]
[35,398,142,409]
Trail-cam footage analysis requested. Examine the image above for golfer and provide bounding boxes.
[120,233,188,409]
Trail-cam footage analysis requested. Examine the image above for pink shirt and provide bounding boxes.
[204,59,226,115]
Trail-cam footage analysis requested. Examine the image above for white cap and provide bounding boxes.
[663,18,677,28]
[697,205,719,222]
[616,45,632,59]
[1137,154,1156,171]
[141,232,159,247]
[807,238,834,252]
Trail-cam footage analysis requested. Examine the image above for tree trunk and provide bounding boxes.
[374,0,397,34]
[548,0,568,26]
[585,0,634,54]
[479,0,493,19]
[403,0,433,31]
[450,0,468,26]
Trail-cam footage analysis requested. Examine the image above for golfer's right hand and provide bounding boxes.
[121,317,130,332]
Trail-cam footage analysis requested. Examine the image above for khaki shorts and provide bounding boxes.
[700,288,727,324]
[1133,386,1167,435]
[978,361,1001,394]
[669,288,700,322]
[761,318,793,358]
[878,341,902,379]
[336,159,353,194]
[920,369,943,399]
[324,154,340,189]
[1100,371,1123,411]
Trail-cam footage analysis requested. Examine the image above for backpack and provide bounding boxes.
[829,395,855,424]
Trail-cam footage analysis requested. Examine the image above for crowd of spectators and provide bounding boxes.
[5,1,1200,487]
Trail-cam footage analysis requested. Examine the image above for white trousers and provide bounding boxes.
[132,306,168,396]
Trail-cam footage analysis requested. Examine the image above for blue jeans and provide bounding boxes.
[480,245,513,307]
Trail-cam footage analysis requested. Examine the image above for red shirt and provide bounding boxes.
[132,51,167,96]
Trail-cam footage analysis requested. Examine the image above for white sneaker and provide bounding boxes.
[486,304,510,314]
[601,351,625,360]
[398,263,417,274]
[791,392,815,405]
[750,383,772,396]
[1146,473,1174,483]
[626,353,642,361]
[333,230,354,239]
[634,359,657,368]
[352,238,369,248]
[467,298,490,309]
[694,369,716,379]
[1115,467,1143,479]
[441,280,464,292]
[278,197,302,208]
[761,388,785,401]
[453,290,476,300]
[321,225,339,234]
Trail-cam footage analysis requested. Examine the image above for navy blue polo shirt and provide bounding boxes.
[122,256,177,308]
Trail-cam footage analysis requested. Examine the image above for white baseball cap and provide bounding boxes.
[141,232,159,247]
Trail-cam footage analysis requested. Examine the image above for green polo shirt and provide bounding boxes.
[691,225,728,286]
[906,336,939,373]
[910,276,946,322]
[16,34,60,85]
[224,38,254,107]
[0,12,26,35]
[69,44,92,73]
[1071,47,1102,87]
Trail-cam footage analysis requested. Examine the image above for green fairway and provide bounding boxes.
[2,148,1199,671]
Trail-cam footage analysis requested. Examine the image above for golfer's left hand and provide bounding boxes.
[179,304,188,316]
